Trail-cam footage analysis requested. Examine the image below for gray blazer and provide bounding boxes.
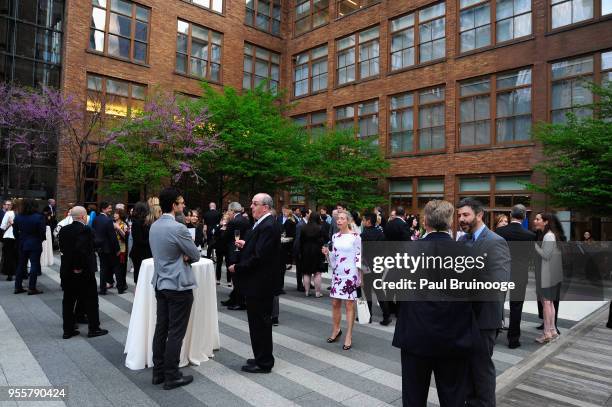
[149,214,201,291]
[463,225,511,330]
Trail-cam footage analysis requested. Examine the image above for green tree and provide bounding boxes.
[295,129,389,209]
[529,83,612,215]
[193,84,304,201]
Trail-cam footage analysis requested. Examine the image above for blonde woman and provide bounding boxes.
[146,197,162,226]
[322,210,361,350]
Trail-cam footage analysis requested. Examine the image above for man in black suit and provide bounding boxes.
[203,202,221,259]
[92,202,124,295]
[495,204,536,349]
[393,200,478,406]
[229,193,281,373]
[457,198,511,407]
[222,202,251,310]
[58,206,108,339]
[384,206,411,241]
[293,208,310,292]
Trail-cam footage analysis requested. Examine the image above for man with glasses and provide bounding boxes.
[149,188,201,390]
[229,193,281,373]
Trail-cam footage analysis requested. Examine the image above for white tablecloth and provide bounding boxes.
[124,258,220,370]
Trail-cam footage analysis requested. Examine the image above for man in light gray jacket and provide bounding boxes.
[150,187,201,390]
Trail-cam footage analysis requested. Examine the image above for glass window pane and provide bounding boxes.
[475,96,490,119]
[572,0,593,22]
[337,34,355,50]
[359,26,379,42]
[475,4,491,25]
[420,87,445,103]
[87,75,103,91]
[136,6,149,21]
[513,13,531,38]
[460,99,475,121]
[460,177,491,192]
[420,2,446,20]
[389,181,413,193]
[108,34,130,58]
[90,29,105,51]
[602,51,612,70]
[132,84,146,100]
[178,20,189,34]
[460,78,490,96]
[176,53,187,73]
[603,0,612,14]
[496,0,513,20]
[212,0,223,12]
[496,18,512,42]
[134,41,146,62]
[107,78,129,96]
[552,56,593,79]
[391,14,414,31]
[312,45,328,59]
[475,25,491,48]
[496,175,530,190]
[110,0,132,15]
[109,13,132,37]
[192,26,208,41]
[552,1,572,28]
[390,93,414,109]
[135,21,148,42]
[418,178,444,193]
[91,7,106,29]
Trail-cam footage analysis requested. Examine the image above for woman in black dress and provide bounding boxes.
[299,213,326,297]
[128,202,151,284]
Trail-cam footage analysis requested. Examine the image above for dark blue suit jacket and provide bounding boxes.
[92,213,120,254]
[13,213,46,252]
[392,232,479,357]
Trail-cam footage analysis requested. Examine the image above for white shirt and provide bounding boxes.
[252,212,272,230]
[1,210,15,239]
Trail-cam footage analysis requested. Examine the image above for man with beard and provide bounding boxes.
[457,198,510,407]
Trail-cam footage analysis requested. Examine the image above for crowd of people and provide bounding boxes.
[1,192,611,405]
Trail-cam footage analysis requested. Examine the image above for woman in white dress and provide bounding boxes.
[1,200,16,280]
[533,212,565,343]
[322,210,361,350]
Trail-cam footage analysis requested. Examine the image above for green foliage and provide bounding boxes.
[295,129,389,209]
[529,82,612,215]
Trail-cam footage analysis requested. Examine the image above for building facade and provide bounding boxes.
[2,0,612,231]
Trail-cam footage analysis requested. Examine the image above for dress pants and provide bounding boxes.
[131,256,143,285]
[1,238,16,277]
[152,289,194,380]
[295,260,304,291]
[15,248,42,290]
[246,296,274,370]
[215,251,227,282]
[507,301,524,344]
[62,273,100,334]
[466,329,498,407]
[401,348,470,407]
[98,252,126,292]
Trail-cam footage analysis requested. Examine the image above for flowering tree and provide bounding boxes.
[102,90,221,196]
[0,83,105,202]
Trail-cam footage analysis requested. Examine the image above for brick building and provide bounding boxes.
[2,0,612,234]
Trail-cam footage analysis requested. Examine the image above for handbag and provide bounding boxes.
[356,295,370,325]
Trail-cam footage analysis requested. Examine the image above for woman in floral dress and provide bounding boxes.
[322,210,361,350]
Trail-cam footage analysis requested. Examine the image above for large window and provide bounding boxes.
[389,86,446,154]
[176,20,222,82]
[551,0,592,28]
[86,73,146,117]
[182,0,223,13]
[459,68,532,147]
[293,110,327,139]
[389,2,446,71]
[460,0,531,53]
[243,43,280,91]
[336,26,379,85]
[293,44,328,97]
[295,0,329,36]
[335,99,379,139]
[90,0,150,64]
[245,0,281,35]
[551,56,593,123]
[336,0,380,17]
[388,178,444,212]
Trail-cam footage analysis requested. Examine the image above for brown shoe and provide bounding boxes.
[27,289,43,295]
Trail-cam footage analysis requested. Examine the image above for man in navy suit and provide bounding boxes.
[384,206,411,241]
[229,193,281,373]
[92,202,123,295]
[13,199,46,295]
[393,200,478,406]
[457,198,510,407]
[495,204,536,349]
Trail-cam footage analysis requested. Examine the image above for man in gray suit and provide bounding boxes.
[457,197,511,407]
[150,187,201,390]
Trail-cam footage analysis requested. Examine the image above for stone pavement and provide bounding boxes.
[0,257,605,407]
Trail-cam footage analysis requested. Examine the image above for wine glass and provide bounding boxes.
[234,229,241,251]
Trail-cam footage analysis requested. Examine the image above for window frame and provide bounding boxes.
[334,98,379,140]
[388,85,447,156]
[181,0,224,14]
[175,19,223,83]
[335,0,381,18]
[292,44,328,98]
[86,72,147,118]
[294,0,330,37]
[388,177,445,213]
[89,0,151,65]
[243,42,281,91]
[548,0,608,31]
[457,68,533,150]
[245,0,282,36]
[335,26,380,86]
[293,110,328,140]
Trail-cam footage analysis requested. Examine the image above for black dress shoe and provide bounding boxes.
[247,358,256,365]
[241,364,271,374]
[152,375,165,385]
[88,328,109,338]
[508,342,521,349]
[6,275,13,281]
[271,317,279,326]
[163,375,193,390]
[14,288,26,294]
[380,318,392,326]
[63,330,80,339]
[118,289,127,294]
[297,287,305,292]
[228,304,246,310]
[27,288,43,295]
[220,299,234,306]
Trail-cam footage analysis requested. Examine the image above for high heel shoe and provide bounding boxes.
[342,343,352,351]
[326,330,342,343]
[535,334,552,344]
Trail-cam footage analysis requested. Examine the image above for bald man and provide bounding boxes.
[58,206,108,339]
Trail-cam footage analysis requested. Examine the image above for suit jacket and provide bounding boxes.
[203,209,221,230]
[129,218,152,260]
[92,213,120,254]
[234,214,281,298]
[392,232,478,356]
[58,221,97,283]
[460,225,511,330]
[384,218,411,241]
[495,222,536,300]
[13,213,46,251]
[226,213,251,264]
[149,214,201,291]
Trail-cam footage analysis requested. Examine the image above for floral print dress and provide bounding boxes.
[329,232,362,300]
